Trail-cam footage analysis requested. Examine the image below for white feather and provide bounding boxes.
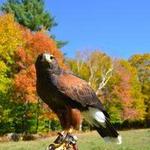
[82,107,106,127]
[104,135,122,144]
[95,110,105,123]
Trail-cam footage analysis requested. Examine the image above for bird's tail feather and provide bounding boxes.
[82,107,122,144]
[95,118,122,144]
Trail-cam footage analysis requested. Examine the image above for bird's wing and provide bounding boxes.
[51,72,108,115]
[51,73,121,143]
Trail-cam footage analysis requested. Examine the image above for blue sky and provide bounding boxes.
[0,0,150,59]
[46,0,150,59]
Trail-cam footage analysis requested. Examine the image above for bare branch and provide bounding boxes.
[96,66,113,95]
[76,58,84,73]
[88,68,94,86]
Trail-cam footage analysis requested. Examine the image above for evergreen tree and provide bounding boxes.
[1,0,56,31]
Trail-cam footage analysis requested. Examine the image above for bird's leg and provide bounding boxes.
[64,127,78,150]
[47,128,78,150]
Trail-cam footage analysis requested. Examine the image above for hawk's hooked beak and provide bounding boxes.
[43,53,54,63]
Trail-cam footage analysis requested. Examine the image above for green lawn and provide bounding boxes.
[0,129,150,150]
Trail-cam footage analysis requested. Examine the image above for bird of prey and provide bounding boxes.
[35,53,122,144]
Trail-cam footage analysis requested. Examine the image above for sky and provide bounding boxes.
[46,0,150,59]
[0,0,150,59]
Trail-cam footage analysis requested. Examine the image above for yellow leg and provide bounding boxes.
[68,127,73,134]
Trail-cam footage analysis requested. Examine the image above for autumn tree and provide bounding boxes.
[0,13,65,134]
[13,29,65,132]
[129,54,150,125]
[14,30,65,105]
[0,14,24,134]
[102,60,145,122]
[86,51,112,93]
[0,13,23,97]
[0,14,23,64]
[67,50,112,92]
[1,0,56,31]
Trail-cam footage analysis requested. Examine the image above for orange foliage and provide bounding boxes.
[13,26,65,105]
[16,31,65,68]
[113,60,144,121]
[114,62,133,107]
[14,65,37,103]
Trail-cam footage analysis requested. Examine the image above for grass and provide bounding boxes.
[0,129,150,150]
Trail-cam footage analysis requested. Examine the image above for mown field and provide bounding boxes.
[0,129,150,150]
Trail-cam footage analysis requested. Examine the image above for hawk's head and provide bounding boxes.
[35,53,60,74]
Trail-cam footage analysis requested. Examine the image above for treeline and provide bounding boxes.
[0,0,149,135]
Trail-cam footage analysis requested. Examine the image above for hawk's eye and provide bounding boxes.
[50,55,54,59]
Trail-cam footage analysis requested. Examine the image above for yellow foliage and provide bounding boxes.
[0,14,23,63]
[0,60,11,92]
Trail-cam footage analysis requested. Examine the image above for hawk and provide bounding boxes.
[35,53,122,144]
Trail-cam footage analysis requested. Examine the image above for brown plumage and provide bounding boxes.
[35,53,122,144]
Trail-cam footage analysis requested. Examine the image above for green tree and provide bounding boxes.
[1,0,56,31]
[0,61,14,134]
